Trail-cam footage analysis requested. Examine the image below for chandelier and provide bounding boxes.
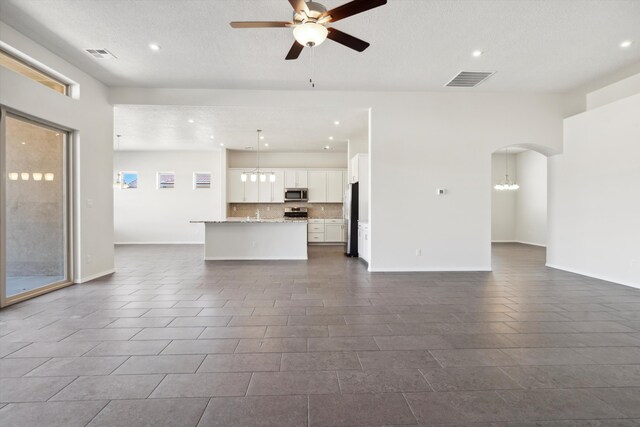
[241,130,276,183]
[494,147,519,191]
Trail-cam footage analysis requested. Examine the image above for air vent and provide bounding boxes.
[445,71,495,88]
[84,48,117,59]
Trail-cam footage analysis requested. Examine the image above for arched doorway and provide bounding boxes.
[491,144,552,271]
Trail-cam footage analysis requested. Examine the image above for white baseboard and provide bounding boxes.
[545,263,639,290]
[492,240,546,248]
[114,242,203,245]
[77,268,115,284]
[205,256,308,261]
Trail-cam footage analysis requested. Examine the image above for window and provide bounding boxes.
[0,48,68,95]
[157,172,175,189]
[120,172,138,189]
[193,172,211,189]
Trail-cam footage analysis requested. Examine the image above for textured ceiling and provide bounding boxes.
[2,0,639,92]
[114,105,367,152]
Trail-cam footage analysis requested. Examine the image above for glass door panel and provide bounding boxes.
[3,113,69,302]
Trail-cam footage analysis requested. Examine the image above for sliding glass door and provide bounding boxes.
[1,109,72,307]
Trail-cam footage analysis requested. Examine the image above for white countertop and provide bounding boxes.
[191,218,308,224]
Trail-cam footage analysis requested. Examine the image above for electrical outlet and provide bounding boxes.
[321,206,325,211]
[266,206,270,211]
[416,249,421,256]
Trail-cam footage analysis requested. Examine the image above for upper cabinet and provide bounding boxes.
[227,169,246,203]
[271,170,285,203]
[308,170,344,203]
[326,171,344,203]
[228,168,345,204]
[284,169,307,188]
[308,171,327,203]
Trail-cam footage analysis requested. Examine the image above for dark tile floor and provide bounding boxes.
[1,243,640,426]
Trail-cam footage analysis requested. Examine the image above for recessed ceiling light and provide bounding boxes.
[620,40,633,48]
[21,141,26,145]
[260,135,265,140]
[264,143,269,147]
[334,120,340,125]
[210,135,214,139]
[188,119,195,123]
[324,145,331,150]
[219,143,224,147]
[472,50,483,57]
[149,43,161,51]
[329,136,334,140]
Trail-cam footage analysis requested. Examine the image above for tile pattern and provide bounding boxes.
[1,243,640,426]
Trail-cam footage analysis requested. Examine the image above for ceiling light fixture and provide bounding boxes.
[472,50,483,57]
[188,119,195,123]
[240,130,276,184]
[324,145,331,150]
[620,40,633,48]
[220,143,225,147]
[494,147,519,191]
[329,136,334,140]
[293,22,329,47]
[264,143,269,147]
[149,43,161,51]
[334,121,340,125]
[210,135,215,139]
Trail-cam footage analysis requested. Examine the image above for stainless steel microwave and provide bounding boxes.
[284,188,308,202]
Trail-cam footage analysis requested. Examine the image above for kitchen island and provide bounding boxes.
[191,218,308,260]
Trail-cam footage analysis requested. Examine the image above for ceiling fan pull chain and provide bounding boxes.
[310,46,315,88]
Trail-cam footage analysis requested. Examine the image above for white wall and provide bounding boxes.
[0,21,114,283]
[515,151,547,246]
[491,153,517,241]
[110,88,576,272]
[114,151,223,243]
[548,92,640,288]
[228,151,347,168]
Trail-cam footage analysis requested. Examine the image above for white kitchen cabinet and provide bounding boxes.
[244,178,259,202]
[325,224,343,242]
[285,169,307,188]
[227,169,246,203]
[271,170,285,203]
[308,171,327,203]
[326,171,343,203]
[258,177,272,203]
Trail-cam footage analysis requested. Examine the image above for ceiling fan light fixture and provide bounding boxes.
[293,22,328,47]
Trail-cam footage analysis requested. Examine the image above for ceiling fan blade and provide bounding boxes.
[320,0,387,23]
[326,28,370,52]
[285,41,305,60]
[230,21,292,28]
[288,0,310,14]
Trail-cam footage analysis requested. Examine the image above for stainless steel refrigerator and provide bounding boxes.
[345,182,359,257]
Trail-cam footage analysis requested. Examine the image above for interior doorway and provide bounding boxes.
[1,109,73,307]
[491,146,548,266]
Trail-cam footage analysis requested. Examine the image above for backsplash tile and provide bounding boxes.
[228,203,343,219]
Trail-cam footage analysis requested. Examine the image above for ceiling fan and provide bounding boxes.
[230,0,387,60]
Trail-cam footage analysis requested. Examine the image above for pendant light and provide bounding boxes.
[241,130,276,183]
[113,134,122,189]
[494,147,520,191]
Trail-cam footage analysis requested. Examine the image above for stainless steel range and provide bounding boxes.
[284,207,308,219]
